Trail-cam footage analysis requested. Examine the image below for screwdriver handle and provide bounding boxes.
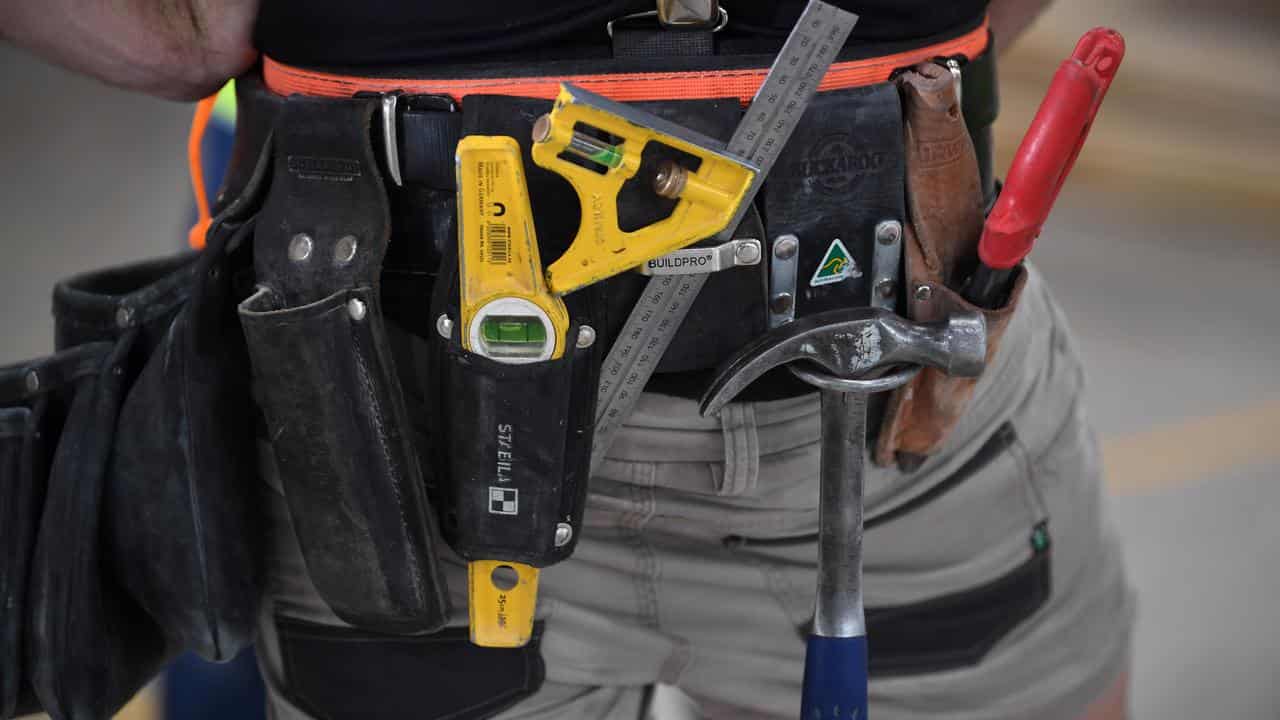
[801,634,869,720]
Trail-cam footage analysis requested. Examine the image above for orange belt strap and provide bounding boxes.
[264,20,988,104]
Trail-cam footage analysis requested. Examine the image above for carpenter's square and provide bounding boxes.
[963,27,1125,307]
[590,0,860,473]
[702,308,987,720]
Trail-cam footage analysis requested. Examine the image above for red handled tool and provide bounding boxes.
[963,27,1125,307]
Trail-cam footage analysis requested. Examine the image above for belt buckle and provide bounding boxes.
[606,2,728,37]
[657,0,722,28]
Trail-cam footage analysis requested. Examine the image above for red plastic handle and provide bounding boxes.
[978,28,1125,270]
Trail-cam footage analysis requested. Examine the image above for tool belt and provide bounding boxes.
[0,15,1031,719]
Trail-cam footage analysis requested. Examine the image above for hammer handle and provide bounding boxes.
[802,635,870,720]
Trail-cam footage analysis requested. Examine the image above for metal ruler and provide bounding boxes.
[591,0,859,472]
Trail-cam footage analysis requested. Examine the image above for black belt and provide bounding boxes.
[218,40,999,401]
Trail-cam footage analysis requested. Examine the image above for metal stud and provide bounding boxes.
[875,220,902,246]
[576,325,597,349]
[875,279,897,299]
[735,239,762,265]
[333,235,358,265]
[914,284,933,301]
[554,523,573,547]
[772,234,798,260]
[24,370,39,393]
[436,314,454,339]
[288,233,313,262]
[115,306,133,328]
[347,298,367,321]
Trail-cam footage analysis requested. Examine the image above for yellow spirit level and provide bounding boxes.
[456,135,567,648]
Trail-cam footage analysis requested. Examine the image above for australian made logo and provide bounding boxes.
[810,238,862,287]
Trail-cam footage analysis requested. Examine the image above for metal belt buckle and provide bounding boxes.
[658,0,723,28]
[606,1,728,37]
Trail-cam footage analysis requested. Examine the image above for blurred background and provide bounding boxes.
[2,0,1277,717]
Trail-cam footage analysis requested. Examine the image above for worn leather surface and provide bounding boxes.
[899,62,985,288]
[243,93,449,633]
[26,339,168,720]
[873,63,1022,468]
[105,210,266,659]
[875,223,1027,467]
[0,346,105,718]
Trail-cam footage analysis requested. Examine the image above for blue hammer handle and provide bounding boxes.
[801,634,869,720]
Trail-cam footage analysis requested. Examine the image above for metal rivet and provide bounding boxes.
[288,233,313,262]
[115,306,133,328]
[347,298,367,321]
[876,279,897,298]
[333,235,358,265]
[914,284,933,301]
[554,523,573,547]
[773,234,799,260]
[436,314,454,339]
[576,325,596,349]
[769,292,794,314]
[735,240,762,265]
[24,370,39,393]
[875,220,903,246]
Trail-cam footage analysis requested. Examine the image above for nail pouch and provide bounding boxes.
[239,94,449,633]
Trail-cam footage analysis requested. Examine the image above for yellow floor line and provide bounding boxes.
[1104,398,1280,495]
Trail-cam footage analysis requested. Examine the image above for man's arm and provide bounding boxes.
[0,0,259,100]
[987,0,1054,52]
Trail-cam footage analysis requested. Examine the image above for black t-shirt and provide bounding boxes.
[255,0,988,68]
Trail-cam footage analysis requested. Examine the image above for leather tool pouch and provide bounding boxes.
[240,94,449,633]
[47,141,270,669]
[23,337,167,720]
[875,63,1027,469]
[424,95,605,566]
[429,264,600,567]
[0,346,112,719]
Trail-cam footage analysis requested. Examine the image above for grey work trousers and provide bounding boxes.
[256,266,1134,719]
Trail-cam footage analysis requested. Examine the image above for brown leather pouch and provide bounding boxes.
[874,62,1028,470]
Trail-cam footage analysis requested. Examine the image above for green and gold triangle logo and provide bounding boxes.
[809,238,861,287]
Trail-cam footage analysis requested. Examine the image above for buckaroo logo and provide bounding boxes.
[777,134,887,194]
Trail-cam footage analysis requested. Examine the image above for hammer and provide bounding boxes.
[701,307,987,719]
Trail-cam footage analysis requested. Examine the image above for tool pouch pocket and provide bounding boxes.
[22,340,169,720]
[49,147,270,665]
[874,224,1028,468]
[434,338,595,566]
[426,242,601,567]
[240,287,448,632]
[0,350,79,718]
[241,92,449,633]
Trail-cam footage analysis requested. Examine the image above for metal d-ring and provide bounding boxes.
[788,363,921,394]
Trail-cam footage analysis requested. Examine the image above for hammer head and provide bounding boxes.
[700,308,986,415]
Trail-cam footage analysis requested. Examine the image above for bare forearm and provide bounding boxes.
[0,0,259,100]
[987,0,1054,53]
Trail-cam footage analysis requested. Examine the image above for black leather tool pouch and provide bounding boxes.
[240,94,448,633]
[0,346,110,719]
[428,256,599,567]
[24,340,168,720]
[762,81,906,320]
[47,140,272,665]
